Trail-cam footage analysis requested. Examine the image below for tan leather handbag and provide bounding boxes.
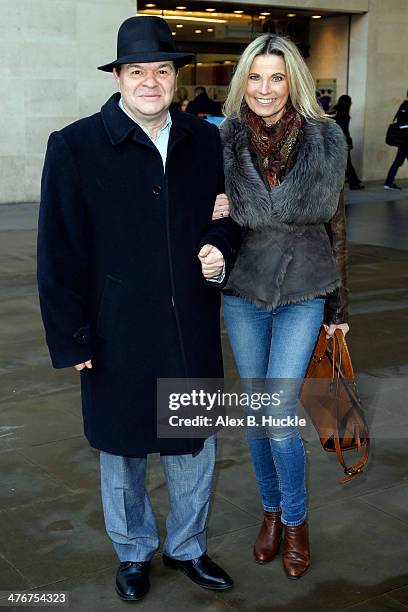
[300,327,369,484]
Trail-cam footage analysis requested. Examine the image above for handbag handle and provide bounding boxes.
[329,329,370,483]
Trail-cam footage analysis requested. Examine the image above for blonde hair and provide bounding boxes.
[223,34,327,122]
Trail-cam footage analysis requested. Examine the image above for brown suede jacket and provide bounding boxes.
[324,189,349,324]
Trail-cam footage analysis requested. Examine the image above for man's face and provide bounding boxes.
[114,61,177,123]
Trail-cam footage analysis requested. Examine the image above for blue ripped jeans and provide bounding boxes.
[223,295,324,526]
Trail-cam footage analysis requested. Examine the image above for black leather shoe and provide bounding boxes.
[115,561,150,601]
[162,553,233,590]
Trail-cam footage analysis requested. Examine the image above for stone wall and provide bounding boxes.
[362,0,408,180]
[307,15,349,100]
[0,0,135,203]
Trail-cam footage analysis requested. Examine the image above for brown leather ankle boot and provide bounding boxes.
[253,510,283,564]
[282,520,310,579]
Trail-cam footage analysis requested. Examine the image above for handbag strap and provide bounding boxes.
[334,433,370,484]
[330,329,370,483]
[333,328,354,377]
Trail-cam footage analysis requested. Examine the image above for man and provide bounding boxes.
[384,88,408,190]
[186,86,220,116]
[37,16,239,602]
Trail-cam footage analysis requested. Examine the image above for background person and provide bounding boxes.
[179,97,189,111]
[384,89,408,190]
[318,89,332,112]
[220,34,349,580]
[186,86,219,116]
[333,94,364,190]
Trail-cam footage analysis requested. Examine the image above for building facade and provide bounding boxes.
[1,0,407,203]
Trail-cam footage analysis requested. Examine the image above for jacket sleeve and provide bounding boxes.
[37,131,92,368]
[199,124,242,289]
[323,189,349,324]
[199,218,242,289]
[395,102,405,124]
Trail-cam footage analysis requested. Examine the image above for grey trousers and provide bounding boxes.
[100,436,216,562]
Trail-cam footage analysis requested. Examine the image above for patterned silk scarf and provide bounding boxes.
[241,102,303,188]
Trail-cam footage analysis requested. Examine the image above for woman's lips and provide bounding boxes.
[255,98,277,104]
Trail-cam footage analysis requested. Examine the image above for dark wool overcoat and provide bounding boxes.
[37,93,240,457]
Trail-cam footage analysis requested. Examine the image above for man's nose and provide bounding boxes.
[142,73,159,87]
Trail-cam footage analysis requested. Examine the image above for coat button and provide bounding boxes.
[73,327,90,344]
[152,185,162,195]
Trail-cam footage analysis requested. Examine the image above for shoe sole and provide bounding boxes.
[253,544,281,564]
[254,557,276,565]
[115,584,149,601]
[254,555,278,564]
[163,559,233,590]
[284,565,310,580]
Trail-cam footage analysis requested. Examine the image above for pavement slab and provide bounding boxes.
[0,191,407,610]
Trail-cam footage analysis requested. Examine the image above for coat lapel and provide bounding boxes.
[101,94,195,160]
[167,107,194,159]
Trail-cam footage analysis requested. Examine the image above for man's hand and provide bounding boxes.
[212,193,230,220]
[198,244,224,278]
[74,360,92,371]
[323,323,349,339]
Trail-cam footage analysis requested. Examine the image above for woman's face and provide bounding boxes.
[244,54,290,125]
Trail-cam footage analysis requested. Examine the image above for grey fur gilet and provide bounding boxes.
[220,116,348,310]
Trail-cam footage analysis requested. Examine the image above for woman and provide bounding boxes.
[219,34,349,579]
[332,94,364,189]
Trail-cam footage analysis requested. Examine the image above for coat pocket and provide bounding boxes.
[96,275,123,340]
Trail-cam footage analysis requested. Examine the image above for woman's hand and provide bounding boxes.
[323,323,349,338]
[212,193,230,220]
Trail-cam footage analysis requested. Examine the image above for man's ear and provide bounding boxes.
[113,67,120,86]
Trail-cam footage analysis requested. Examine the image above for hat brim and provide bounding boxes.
[98,52,195,72]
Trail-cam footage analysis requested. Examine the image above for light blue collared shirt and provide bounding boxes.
[118,97,172,169]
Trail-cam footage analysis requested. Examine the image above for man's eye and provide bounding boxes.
[159,70,169,75]
[131,70,141,75]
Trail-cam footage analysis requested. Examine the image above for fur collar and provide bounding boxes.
[220,116,348,229]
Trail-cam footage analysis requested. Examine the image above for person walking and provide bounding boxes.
[333,94,364,190]
[384,89,408,190]
[219,34,349,579]
[37,16,240,603]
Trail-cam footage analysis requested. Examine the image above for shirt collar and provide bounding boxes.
[101,93,194,147]
[118,97,172,138]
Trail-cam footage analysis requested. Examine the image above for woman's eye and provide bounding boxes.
[249,75,259,80]
[273,75,283,81]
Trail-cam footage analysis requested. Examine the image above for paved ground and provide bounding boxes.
[0,182,408,611]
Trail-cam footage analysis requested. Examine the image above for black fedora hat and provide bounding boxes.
[97,16,194,72]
